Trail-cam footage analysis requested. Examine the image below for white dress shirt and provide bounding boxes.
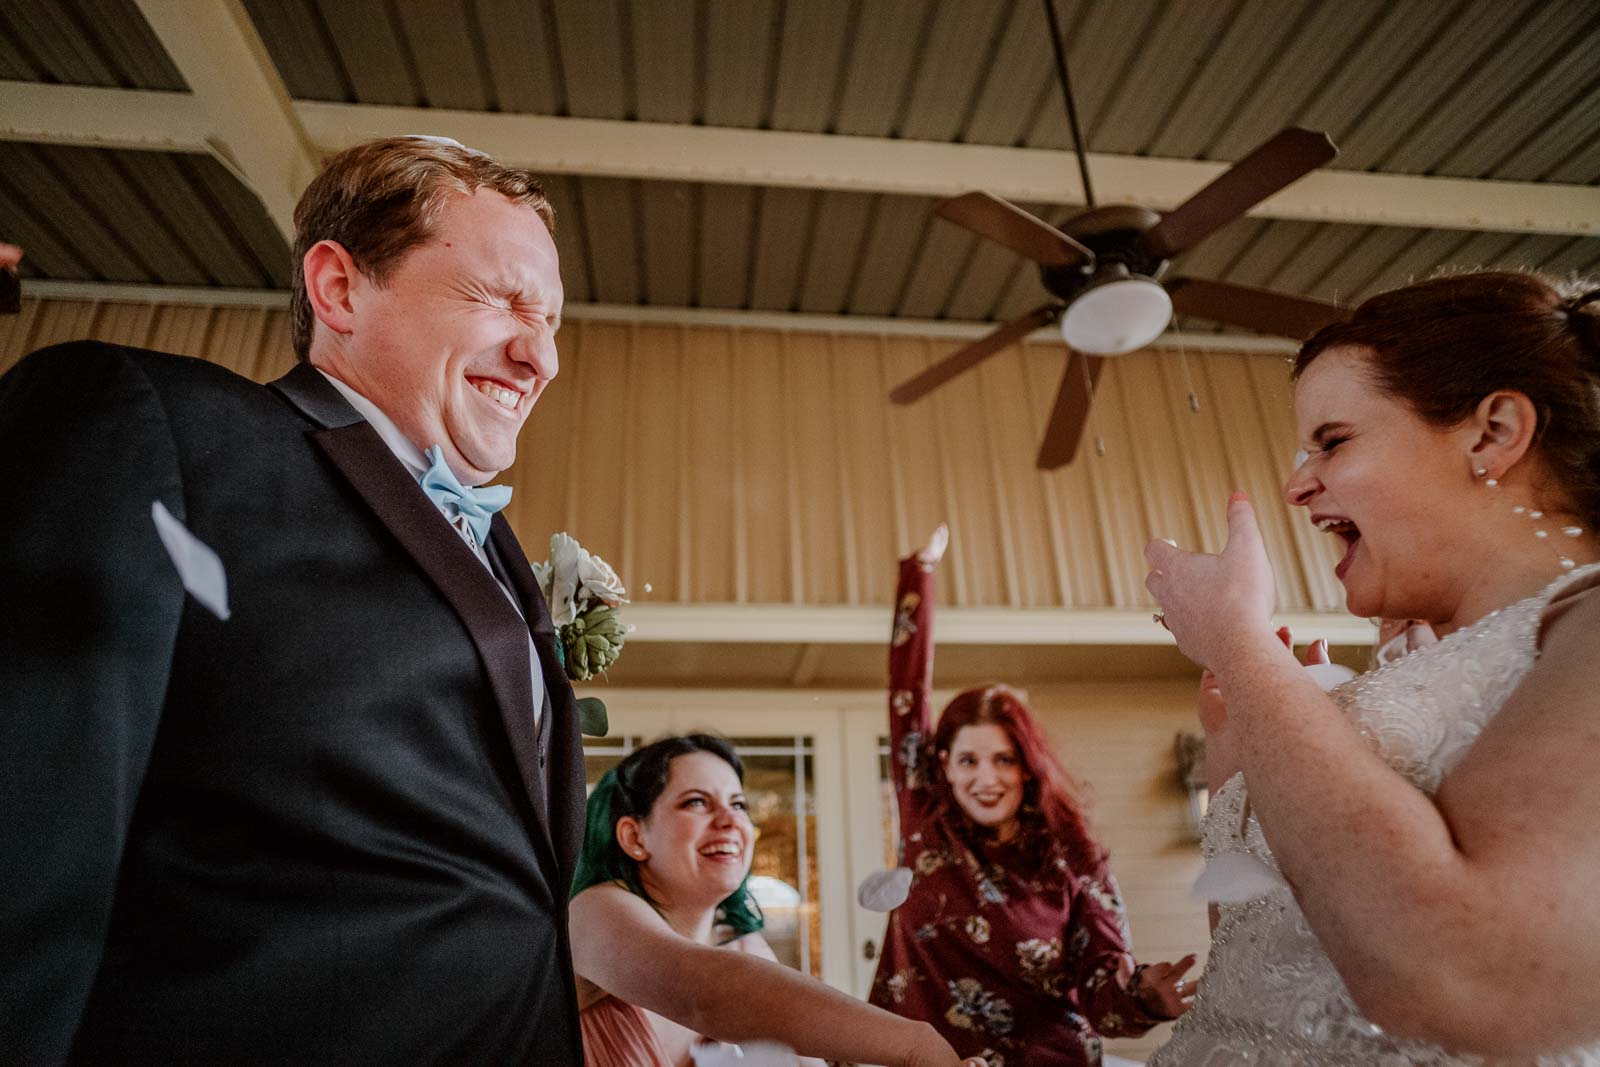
[317,370,544,727]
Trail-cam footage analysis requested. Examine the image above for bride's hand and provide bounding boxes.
[916,523,949,567]
[1146,493,1278,670]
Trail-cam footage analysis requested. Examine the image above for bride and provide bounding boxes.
[1144,270,1600,1063]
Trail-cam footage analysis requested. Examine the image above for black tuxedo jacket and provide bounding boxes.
[0,342,586,1064]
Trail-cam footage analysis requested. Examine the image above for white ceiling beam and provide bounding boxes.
[6,81,1592,238]
[299,103,1599,237]
[0,82,208,153]
[129,0,317,240]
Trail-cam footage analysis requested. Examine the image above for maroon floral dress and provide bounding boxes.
[868,556,1169,1067]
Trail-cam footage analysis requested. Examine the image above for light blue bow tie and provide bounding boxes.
[420,446,512,548]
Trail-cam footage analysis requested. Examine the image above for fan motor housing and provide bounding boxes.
[1040,204,1169,301]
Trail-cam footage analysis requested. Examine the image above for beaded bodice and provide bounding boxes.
[1151,563,1600,1066]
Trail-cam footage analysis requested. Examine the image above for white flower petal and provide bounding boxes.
[546,533,584,627]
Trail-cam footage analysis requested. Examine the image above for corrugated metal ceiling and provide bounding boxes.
[0,0,186,91]
[0,142,291,288]
[3,0,1598,318]
[233,0,1600,184]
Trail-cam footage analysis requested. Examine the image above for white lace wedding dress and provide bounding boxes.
[1150,563,1600,1066]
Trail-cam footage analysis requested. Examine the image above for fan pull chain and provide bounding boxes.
[1173,324,1202,414]
[1080,351,1106,457]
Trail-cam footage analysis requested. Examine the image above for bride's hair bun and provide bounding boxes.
[1565,289,1600,360]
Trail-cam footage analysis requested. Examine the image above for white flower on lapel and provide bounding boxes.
[575,544,629,607]
[537,533,629,627]
[543,533,584,626]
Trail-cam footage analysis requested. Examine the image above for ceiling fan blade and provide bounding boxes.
[1167,277,1347,340]
[889,305,1058,405]
[1140,128,1337,260]
[935,192,1093,268]
[1035,350,1106,469]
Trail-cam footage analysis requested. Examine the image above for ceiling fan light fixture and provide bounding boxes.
[1060,275,1172,355]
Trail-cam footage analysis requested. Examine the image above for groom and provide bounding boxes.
[0,138,585,1063]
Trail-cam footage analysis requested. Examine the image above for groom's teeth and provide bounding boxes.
[473,380,520,408]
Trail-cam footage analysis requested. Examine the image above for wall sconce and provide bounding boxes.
[1175,731,1207,842]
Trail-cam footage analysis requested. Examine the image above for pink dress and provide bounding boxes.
[578,932,758,1067]
[580,993,674,1067]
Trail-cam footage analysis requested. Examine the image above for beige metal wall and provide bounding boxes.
[1030,680,1209,1060]
[2,297,1344,616]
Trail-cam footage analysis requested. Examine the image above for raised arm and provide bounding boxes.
[0,344,184,1059]
[887,525,946,832]
[569,884,974,1067]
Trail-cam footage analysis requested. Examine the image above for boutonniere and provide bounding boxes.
[531,533,630,736]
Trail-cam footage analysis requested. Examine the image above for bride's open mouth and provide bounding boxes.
[1315,515,1361,579]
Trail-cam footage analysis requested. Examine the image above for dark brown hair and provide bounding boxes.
[1294,271,1600,525]
[289,136,555,361]
[931,684,1105,869]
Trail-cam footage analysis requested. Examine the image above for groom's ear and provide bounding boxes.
[1466,389,1538,477]
[302,239,362,343]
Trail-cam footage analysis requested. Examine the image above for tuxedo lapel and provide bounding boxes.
[268,364,556,865]
[490,519,584,880]
[489,520,571,728]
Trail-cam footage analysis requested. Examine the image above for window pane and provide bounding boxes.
[737,744,819,978]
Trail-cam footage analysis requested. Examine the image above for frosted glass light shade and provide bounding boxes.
[1059,277,1172,355]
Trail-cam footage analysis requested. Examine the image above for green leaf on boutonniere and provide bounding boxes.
[576,697,609,737]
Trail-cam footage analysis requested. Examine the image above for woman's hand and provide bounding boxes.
[1145,493,1278,671]
[1134,954,1199,1019]
[0,243,21,270]
[916,523,949,567]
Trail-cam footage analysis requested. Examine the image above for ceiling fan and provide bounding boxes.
[890,0,1349,468]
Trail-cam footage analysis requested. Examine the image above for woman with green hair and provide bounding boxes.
[569,733,986,1067]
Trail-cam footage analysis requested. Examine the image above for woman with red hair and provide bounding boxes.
[868,526,1193,1067]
